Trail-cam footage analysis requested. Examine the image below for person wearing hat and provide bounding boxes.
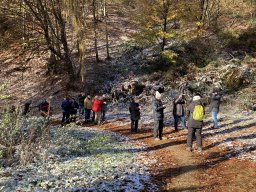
[129,97,141,133]
[152,91,166,140]
[84,95,93,122]
[186,95,205,152]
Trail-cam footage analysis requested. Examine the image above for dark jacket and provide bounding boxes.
[70,100,79,114]
[186,100,204,129]
[22,102,31,115]
[39,101,49,112]
[129,102,140,121]
[78,94,86,105]
[173,97,186,116]
[153,99,165,120]
[61,99,72,113]
[209,93,221,113]
[101,98,108,112]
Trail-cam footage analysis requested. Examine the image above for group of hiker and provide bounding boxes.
[128,87,222,153]
[61,93,108,125]
[20,84,222,153]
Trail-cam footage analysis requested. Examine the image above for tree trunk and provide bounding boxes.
[24,0,75,81]
[162,17,167,51]
[58,9,75,80]
[93,0,100,63]
[161,0,168,51]
[104,0,110,59]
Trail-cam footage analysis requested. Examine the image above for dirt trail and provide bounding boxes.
[99,121,256,192]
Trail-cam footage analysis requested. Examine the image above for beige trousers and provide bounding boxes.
[94,111,101,124]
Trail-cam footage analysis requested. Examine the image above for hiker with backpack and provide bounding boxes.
[84,95,92,122]
[173,94,187,131]
[209,88,222,129]
[129,97,141,133]
[152,91,166,140]
[186,95,205,152]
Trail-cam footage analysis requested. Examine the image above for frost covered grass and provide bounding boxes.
[0,124,157,192]
[203,112,256,162]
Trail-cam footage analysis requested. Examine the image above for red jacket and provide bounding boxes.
[92,99,104,112]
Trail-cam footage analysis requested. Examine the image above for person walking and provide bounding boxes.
[186,95,205,152]
[129,97,141,133]
[209,88,222,129]
[92,95,104,125]
[173,94,187,131]
[84,95,93,122]
[152,91,166,140]
[61,97,72,125]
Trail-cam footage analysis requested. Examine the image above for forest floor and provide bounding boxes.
[1,41,256,191]
[93,112,256,192]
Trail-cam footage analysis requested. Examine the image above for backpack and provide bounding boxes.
[193,105,204,121]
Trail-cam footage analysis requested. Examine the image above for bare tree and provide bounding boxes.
[92,0,100,62]
[24,0,75,80]
[103,0,110,59]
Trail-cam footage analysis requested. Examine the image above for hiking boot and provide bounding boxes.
[186,147,192,152]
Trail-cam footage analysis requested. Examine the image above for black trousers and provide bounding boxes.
[131,120,138,132]
[92,111,95,121]
[187,127,202,148]
[62,112,70,124]
[154,120,164,139]
[101,110,106,121]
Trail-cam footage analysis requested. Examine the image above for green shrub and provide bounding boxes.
[0,108,50,166]
[183,37,219,68]
[218,29,239,45]
[226,26,256,54]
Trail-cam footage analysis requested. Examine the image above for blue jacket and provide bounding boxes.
[61,99,72,113]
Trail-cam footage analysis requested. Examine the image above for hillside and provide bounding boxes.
[0,0,256,191]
